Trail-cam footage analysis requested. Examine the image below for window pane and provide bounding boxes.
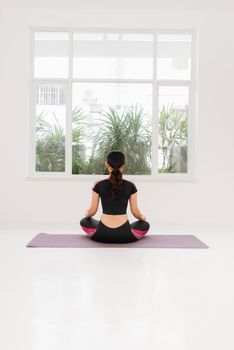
[157,34,192,80]
[72,83,152,174]
[34,32,69,78]
[36,84,66,172]
[158,86,188,173]
[73,32,153,79]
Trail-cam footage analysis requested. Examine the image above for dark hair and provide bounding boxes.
[107,151,125,199]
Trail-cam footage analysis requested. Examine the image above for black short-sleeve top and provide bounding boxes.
[92,178,137,215]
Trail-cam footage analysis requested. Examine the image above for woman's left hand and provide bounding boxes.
[85,210,90,218]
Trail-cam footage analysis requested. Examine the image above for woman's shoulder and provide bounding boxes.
[92,177,110,189]
[122,179,137,191]
[123,178,137,186]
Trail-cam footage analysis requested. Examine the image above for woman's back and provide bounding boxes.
[92,177,138,228]
[92,178,137,214]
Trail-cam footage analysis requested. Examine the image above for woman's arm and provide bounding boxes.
[129,193,146,221]
[85,191,100,218]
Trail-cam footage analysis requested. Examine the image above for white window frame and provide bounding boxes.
[27,27,197,183]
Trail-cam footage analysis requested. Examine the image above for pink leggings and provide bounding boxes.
[80,217,150,243]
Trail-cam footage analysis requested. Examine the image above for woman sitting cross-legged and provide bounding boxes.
[80,151,150,243]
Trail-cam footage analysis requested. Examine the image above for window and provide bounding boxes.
[30,29,195,178]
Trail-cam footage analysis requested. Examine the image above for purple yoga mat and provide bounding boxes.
[26,233,209,249]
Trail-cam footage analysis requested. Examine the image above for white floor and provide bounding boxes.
[0,223,234,350]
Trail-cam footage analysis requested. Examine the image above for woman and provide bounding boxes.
[80,151,150,243]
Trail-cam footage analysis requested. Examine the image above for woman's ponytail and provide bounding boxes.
[107,151,125,199]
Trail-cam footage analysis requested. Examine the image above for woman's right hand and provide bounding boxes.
[84,209,92,218]
[140,213,146,221]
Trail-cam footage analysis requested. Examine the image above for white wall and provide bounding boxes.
[0,7,234,226]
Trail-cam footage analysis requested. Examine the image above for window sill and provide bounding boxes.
[25,174,197,183]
